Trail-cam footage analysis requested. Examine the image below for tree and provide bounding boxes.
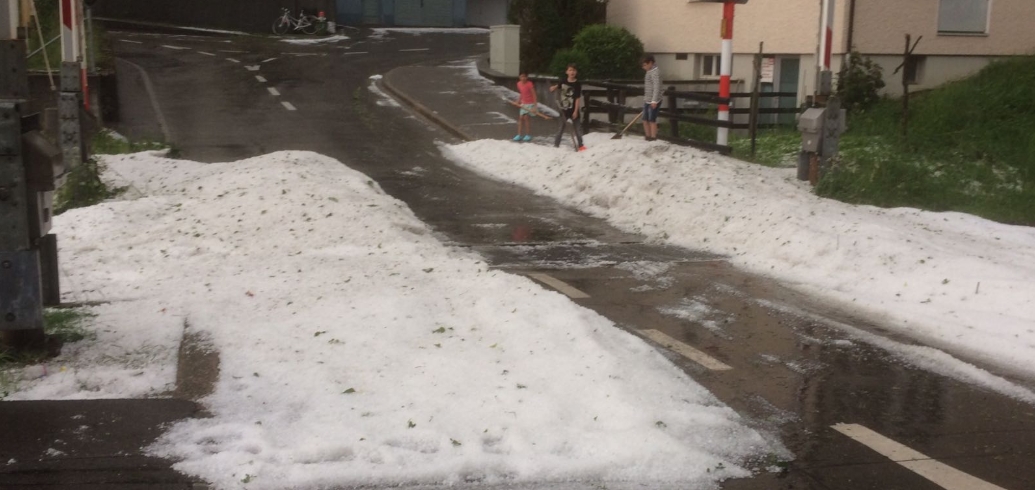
[509,0,608,74]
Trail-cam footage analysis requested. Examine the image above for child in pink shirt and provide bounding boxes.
[514,72,537,142]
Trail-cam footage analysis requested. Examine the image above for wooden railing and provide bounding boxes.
[580,81,800,154]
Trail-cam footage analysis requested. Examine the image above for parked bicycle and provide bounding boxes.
[272,8,319,35]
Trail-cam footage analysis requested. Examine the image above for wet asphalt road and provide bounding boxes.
[106,28,1035,490]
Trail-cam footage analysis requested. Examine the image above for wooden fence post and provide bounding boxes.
[667,86,678,138]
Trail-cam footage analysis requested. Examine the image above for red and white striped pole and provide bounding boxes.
[817,0,835,96]
[60,0,89,109]
[717,1,735,146]
[59,0,78,63]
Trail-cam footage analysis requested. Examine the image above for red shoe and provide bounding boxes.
[578,146,587,152]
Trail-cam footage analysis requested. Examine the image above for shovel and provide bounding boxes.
[509,100,554,120]
[612,112,644,140]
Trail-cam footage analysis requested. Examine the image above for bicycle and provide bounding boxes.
[272,8,319,35]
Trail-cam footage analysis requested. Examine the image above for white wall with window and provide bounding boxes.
[937,0,990,35]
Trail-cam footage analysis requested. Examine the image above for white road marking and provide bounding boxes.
[526,273,589,299]
[281,101,297,111]
[119,39,143,44]
[641,329,733,371]
[115,58,172,142]
[267,87,280,96]
[197,51,215,56]
[226,58,241,63]
[832,424,1007,490]
[219,50,246,53]
[342,51,368,55]
[161,45,190,50]
[255,75,267,83]
[245,65,260,71]
[283,52,319,57]
[262,57,278,63]
[400,48,430,52]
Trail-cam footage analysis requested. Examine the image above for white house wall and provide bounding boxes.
[852,0,1035,55]
[865,55,995,97]
[607,0,1035,99]
[607,0,850,58]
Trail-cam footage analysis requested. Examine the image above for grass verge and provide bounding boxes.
[728,55,1035,225]
[0,308,96,398]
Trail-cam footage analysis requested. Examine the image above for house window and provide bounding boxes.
[938,0,989,34]
[676,53,689,61]
[904,56,926,84]
[700,54,720,77]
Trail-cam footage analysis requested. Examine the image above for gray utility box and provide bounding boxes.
[489,25,520,77]
[0,251,43,331]
[799,108,826,153]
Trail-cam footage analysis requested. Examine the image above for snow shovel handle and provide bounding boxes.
[613,112,644,139]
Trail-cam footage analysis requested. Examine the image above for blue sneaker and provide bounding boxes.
[522,135,532,142]
[512,135,522,141]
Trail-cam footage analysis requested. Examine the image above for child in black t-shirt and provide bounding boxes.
[549,63,586,151]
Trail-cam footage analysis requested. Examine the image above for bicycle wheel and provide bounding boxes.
[272,16,290,35]
[301,15,319,35]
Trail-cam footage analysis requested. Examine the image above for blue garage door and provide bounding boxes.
[395,0,454,26]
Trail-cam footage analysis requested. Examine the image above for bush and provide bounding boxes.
[570,24,644,80]
[547,48,591,79]
[837,51,885,113]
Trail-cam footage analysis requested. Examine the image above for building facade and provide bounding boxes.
[335,0,509,27]
[607,0,1035,104]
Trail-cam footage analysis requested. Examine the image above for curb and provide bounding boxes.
[380,68,474,142]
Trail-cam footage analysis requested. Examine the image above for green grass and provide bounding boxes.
[730,55,1035,225]
[0,308,96,398]
[43,308,97,345]
[54,130,166,214]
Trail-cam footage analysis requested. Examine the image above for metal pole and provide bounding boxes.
[59,0,82,169]
[76,0,88,111]
[716,1,734,146]
[816,0,835,98]
[0,0,17,39]
[1,0,47,345]
[86,6,94,73]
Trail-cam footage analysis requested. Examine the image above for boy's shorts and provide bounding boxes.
[520,104,536,116]
[643,102,661,122]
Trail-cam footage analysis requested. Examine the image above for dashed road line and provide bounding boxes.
[245,65,260,71]
[832,424,1007,490]
[161,45,190,50]
[262,57,278,63]
[526,273,589,299]
[267,87,280,96]
[281,101,297,111]
[197,51,215,56]
[342,51,368,55]
[283,52,320,57]
[119,39,143,44]
[641,329,733,371]
[226,58,241,63]
[219,49,246,53]
[255,75,267,83]
[400,48,430,52]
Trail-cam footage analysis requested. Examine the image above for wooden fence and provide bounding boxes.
[580,80,800,154]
